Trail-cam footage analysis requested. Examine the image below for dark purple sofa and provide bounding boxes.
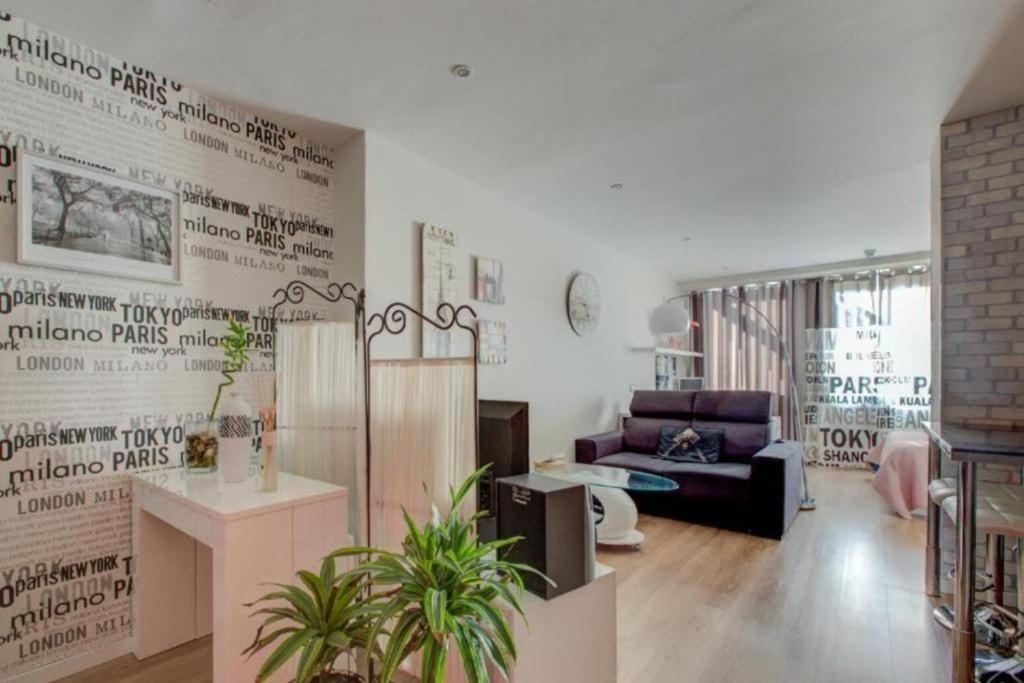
[575,390,802,539]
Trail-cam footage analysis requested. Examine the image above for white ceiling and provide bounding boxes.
[6,0,1022,279]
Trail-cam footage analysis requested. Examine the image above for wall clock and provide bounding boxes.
[567,272,600,336]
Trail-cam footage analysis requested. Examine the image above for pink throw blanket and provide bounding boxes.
[867,429,929,519]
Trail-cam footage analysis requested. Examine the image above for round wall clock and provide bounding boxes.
[567,272,600,336]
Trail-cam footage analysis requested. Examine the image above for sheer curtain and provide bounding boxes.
[276,321,366,542]
[825,270,931,329]
[697,269,931,441]
[369,358,476,551]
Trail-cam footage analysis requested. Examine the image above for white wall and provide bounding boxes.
[332,134,367,291]
[362,133,675,458]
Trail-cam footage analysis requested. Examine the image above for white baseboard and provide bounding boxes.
[7,638,132,683]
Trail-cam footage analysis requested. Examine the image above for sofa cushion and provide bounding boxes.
[594,452,675,476]
[693,390,771,423]
[692,420,770,464]
[623,417,690,454]
[664,461,752,503]
[656,426,724,463]
[630,390,697,419]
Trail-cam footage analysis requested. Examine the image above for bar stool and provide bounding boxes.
[930,476,957,503]
[936,486,1024,656]
[930,476,999,599]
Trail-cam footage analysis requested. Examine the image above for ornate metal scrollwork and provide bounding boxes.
[267,280,364,372]
[269,280,362,322]
[365,301,478,347]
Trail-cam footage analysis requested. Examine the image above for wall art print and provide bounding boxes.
[17,152,181,283]
[421,223,457,358]
[475,256,504,305]
[478,319,508,365]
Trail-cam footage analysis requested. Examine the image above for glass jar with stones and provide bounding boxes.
[184,419,218,473]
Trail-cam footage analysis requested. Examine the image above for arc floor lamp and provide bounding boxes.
[649,294,816,510]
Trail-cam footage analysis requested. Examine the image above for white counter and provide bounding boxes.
[131,469,348,683]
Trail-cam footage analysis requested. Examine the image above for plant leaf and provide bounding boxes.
[379,610,422,682]
[296,570,328,614]
[294,634,324,683]
[453,622,489,683]
[423,587,447,636]
[419,633,449,683]
[466,618,511,677]
[254,629,311,681]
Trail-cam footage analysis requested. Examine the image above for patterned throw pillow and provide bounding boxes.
[656,427,724,463]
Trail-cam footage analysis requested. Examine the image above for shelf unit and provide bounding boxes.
[631,347,704,390]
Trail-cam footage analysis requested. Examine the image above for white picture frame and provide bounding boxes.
[17,151,182,284]
[478,319,508,365]
[475,256,506,305]
[421,222,457,357]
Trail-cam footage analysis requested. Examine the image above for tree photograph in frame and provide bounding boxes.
[17,152,181,284]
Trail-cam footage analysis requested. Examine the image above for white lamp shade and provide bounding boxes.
[649,301,691,336]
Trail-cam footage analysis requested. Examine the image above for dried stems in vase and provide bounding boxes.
[258,408,278,492]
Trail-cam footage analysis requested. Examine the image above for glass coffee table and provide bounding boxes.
[532,462,678,549]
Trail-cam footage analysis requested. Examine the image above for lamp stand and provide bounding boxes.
[668,292,816,510]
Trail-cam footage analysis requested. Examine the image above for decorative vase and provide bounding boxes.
[218,392,253,483]
[184,419,218,473]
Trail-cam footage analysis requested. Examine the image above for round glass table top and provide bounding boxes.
[532,462,678,492]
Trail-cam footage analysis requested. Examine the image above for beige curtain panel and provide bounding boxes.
[702,283,797,437]
[369,357,477,551]
[276,321,367,542]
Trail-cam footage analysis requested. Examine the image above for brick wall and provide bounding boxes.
[940,104,1024,601]
[942,105,1024,425]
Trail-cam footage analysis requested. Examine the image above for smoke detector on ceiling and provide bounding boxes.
[450,64,472,78]
[864,248,877,258]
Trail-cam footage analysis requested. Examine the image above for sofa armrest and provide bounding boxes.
[750,440,803,539]
[575,430,624,464]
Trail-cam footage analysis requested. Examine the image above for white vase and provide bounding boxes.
[218,391,253,483]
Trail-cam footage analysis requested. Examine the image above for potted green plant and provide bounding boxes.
[243,554,383,682]
[210,316,252,419]
[184,316,251,472]
[330,465,551,683]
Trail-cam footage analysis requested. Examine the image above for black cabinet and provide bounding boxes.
[478,400,529,541]
[497,473,587,600]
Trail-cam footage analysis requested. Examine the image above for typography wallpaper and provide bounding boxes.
[0,10,344,678]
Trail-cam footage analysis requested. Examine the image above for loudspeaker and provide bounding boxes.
[477,400,529,541]
[497,473,587,600]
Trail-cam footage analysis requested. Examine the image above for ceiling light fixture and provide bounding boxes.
[450,64,472,78]
[610,183,624,190]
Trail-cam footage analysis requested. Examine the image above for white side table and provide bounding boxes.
[498,563,616,682]
[131,470,348,683]
[531,463,678,550]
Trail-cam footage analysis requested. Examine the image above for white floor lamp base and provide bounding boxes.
[591,485,645,549]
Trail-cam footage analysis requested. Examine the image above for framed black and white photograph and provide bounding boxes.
[17,152,181,284]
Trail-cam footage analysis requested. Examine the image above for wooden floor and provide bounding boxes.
[602,466,949,682]
[58,467,948,683]
[57,636,212,683]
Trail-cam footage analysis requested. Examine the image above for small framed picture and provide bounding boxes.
[478,319,508,365]
[475,256,505,305]
[17,152,181,284]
